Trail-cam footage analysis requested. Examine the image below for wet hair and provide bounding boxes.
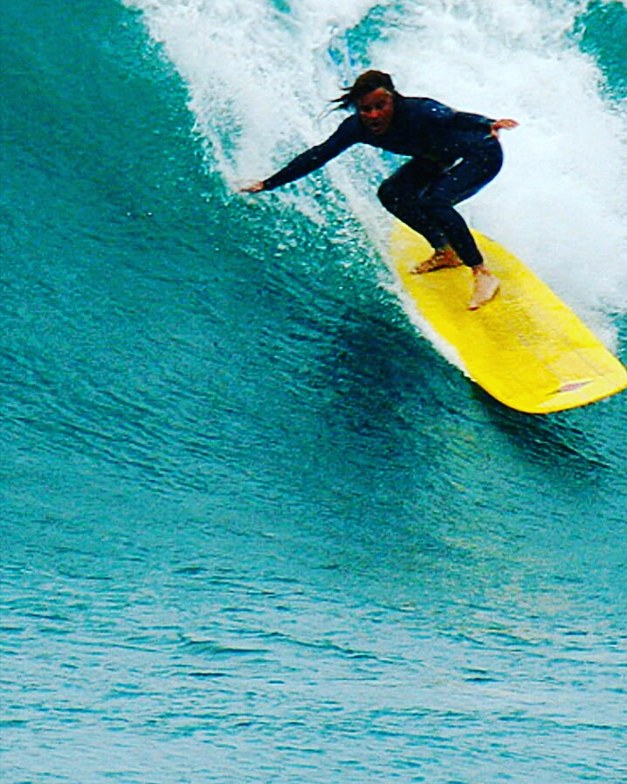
[332,70,397,110]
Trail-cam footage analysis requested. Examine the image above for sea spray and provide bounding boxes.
[128,0,627,343]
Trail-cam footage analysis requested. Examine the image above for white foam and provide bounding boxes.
[128,0,627,343]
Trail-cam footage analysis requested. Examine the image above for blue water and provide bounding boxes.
[2,1,626,782]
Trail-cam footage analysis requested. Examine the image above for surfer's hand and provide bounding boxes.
[491,119,519,138]
[240,181,266,193]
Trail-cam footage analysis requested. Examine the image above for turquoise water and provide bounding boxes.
[1,1,626,782]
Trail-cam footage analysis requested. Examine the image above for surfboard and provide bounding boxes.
[390,221,627,414]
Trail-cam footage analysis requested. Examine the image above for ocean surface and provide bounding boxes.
[1,1,626,782]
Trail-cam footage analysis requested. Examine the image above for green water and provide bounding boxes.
[1,1,626,782]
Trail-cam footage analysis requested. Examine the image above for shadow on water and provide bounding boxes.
[306,280,623,491]
[300,293,467,444]
[477,383,618,479]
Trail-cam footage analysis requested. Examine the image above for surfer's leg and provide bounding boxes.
[420,141,504,268]
[419,143,504,308]
[377,160,451,253]
[423,183,501,308]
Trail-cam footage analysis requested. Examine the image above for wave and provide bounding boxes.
[127,0,627,348]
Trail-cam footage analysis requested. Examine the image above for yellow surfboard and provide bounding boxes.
[391,222,627,414]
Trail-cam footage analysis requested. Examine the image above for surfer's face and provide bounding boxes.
[356,88,394,135]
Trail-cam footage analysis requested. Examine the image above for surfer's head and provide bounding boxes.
[332,70,397,110]
[333,71,397,135]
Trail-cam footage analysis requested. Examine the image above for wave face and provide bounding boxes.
[2,1,626,782]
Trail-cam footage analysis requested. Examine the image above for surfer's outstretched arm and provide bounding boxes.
[240,117,358,195]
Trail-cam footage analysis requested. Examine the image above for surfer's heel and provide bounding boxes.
[469,269,500,310]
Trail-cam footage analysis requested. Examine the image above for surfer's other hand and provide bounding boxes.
[491,119,519,138]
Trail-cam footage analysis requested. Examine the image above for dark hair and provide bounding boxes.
[332,70,396,110]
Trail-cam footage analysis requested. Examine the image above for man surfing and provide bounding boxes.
[242,70,518,310]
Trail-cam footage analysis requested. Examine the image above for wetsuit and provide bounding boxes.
[263,95,504,267]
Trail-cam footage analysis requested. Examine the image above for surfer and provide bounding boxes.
[242,70,518,310]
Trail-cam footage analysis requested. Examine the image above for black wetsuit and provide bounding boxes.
[263,95,504,267]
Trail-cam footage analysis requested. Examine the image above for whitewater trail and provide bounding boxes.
[128,0,627,337]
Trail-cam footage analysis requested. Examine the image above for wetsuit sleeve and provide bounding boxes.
[423,99,494,133]
[452,110,495,132]
[263,117,358,191]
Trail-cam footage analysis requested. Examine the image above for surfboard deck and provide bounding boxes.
[390,222,627,414]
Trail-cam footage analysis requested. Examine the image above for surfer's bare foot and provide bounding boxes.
[411,246,462,274]
[468,266,500,310]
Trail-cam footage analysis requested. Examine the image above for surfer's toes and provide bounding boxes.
[412,248,463,274]
[468,270,500,310]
